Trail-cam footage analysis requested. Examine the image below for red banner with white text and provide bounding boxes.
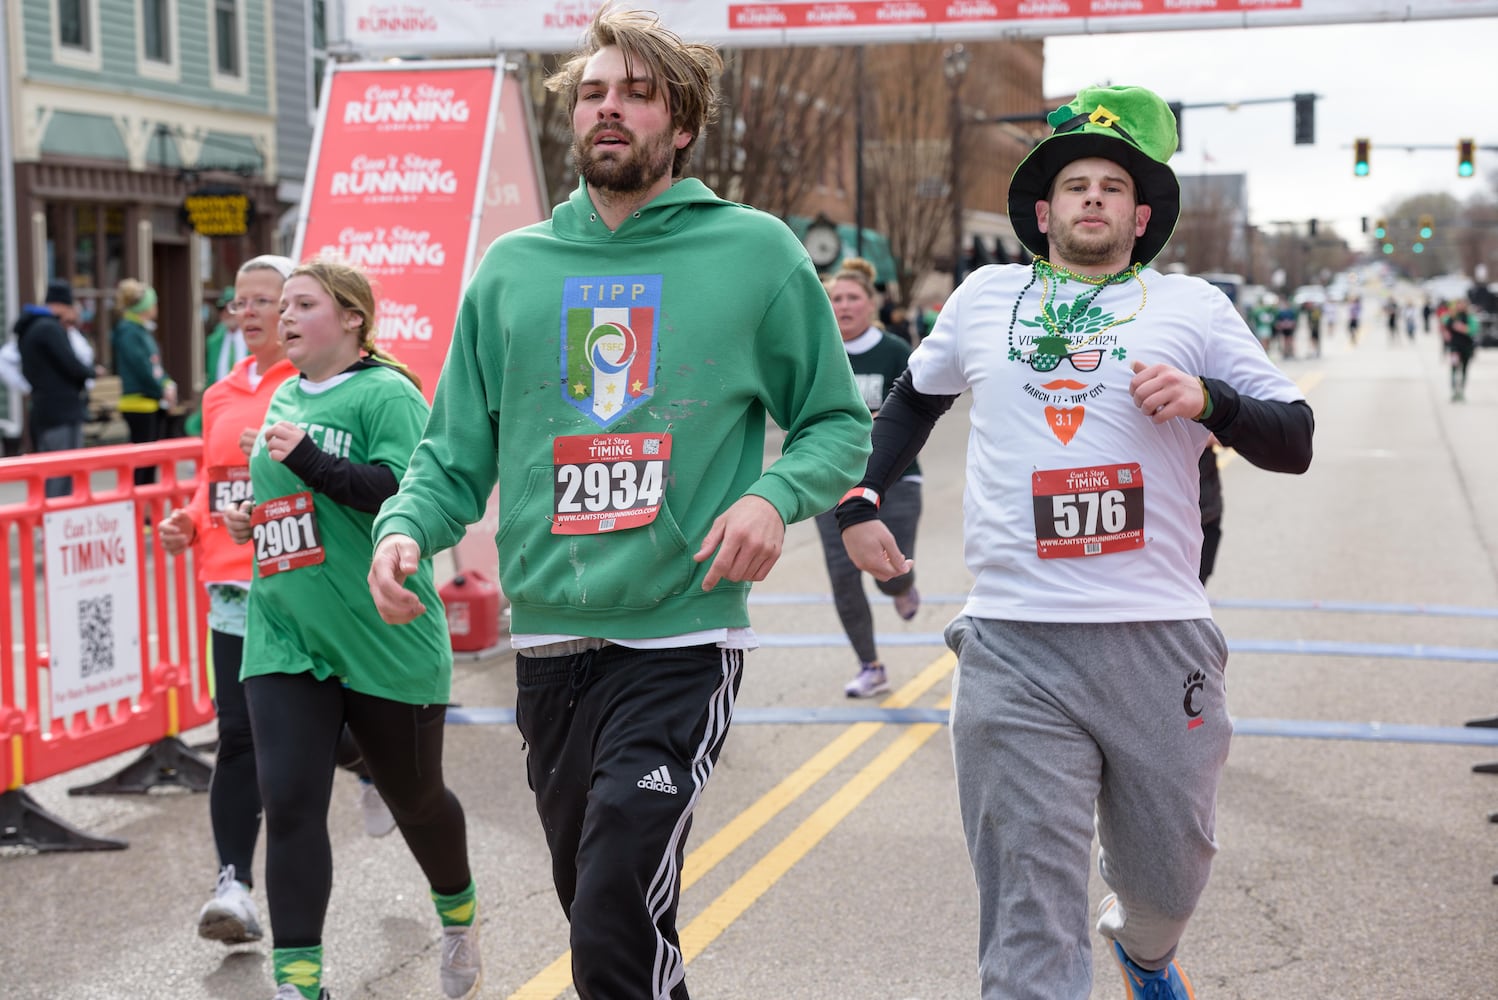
[342,0,1498,53]
[294,61,501,401]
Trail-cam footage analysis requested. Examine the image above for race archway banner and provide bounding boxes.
[342,0,1498,53]
[293,59,501,401]
[293,57,549,587]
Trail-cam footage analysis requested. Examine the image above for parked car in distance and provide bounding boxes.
[1293,284,1328,306]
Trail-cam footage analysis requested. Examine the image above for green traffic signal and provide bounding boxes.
[1458,138,1475,178]
[1413,243,1425,254]
[1354,138,1371,176]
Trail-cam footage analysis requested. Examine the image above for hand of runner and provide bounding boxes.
[1129,359,1204,423]
[262,420,307,463]
[157,508,196,555]
[224,500,253,545]
[694,495,785,591]
[841,519,913,582]
[369,534,427,624]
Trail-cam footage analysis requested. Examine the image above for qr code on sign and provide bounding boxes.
[78,594,114,679]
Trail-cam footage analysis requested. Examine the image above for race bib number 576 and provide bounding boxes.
[552,432,670,534]
[1032,463,1145,559]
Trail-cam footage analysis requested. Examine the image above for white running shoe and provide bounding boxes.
[440,920,483,999]
[272,985,329,999]
[844,662,890,699]
[358,780,397,838]
[197,864,264,944]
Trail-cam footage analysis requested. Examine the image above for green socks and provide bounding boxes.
[273,945,323,999]
[268,884,474,999]
[432,879,477,927]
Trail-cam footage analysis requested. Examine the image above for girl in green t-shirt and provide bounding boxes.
[224,259,481,1000]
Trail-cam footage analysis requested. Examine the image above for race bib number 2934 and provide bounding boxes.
[1031,463,1145,559]
[552,432,671,534]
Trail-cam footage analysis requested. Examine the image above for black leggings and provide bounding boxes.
[208,631,372,886]
[209,630,260,882]
[245,671,470,948]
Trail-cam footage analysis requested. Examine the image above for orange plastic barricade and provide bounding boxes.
[0,439,211,851]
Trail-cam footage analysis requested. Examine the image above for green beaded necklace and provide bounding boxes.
[1006,259,1144,367]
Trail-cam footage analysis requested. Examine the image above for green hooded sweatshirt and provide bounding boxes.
[375,178,872,639]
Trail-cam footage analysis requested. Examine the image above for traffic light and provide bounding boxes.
[1293,93,1315,145]
[1418,214,1434,240]
[1354,138,1370,176]
[1458,138,1475,177]
[1373,218,1387,240]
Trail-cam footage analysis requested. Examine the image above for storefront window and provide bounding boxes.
[43,202,126,355]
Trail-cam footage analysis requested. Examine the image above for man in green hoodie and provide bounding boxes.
[369,6,871,997]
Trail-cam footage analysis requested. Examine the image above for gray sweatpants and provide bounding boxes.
[945,615,1231,1000]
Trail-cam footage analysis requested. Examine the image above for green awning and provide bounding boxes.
[785,216,899,287]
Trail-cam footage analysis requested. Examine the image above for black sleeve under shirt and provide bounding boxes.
[835,370,958,532]
[280,436,400,515]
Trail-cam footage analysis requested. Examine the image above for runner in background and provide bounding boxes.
[815,256,923,699]
[112,278,177,485]
[160,256,399,953]
[223,259,480,1000]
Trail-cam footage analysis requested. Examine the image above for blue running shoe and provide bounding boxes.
[1111,940,1196,1000]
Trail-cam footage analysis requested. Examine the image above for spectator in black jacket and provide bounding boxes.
[16,281,94,496]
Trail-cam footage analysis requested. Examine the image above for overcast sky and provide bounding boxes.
[1043,16,1498,252]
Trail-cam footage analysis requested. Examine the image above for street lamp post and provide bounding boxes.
[943,44,969,291]
[854,46,866,259]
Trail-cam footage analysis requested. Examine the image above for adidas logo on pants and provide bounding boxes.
[637,765,678,794]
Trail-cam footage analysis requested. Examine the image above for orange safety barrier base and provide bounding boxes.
[1,439,212,852]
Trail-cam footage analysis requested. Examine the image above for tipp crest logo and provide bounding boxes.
[561,275,661,428]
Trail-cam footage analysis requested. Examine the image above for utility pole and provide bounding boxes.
[944,44,969,290]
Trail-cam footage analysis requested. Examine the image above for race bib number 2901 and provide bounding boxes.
[251,491,326,576]
[1032,463,1145,559]
[552,432,670,534]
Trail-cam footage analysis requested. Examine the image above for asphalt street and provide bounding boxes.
[3,303,1497,998]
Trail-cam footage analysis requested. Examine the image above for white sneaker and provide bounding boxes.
[197,864,264,944]
[440,920,483,998]
[358,780,397,838]
[272,986,329,999]
[844,662,890,699]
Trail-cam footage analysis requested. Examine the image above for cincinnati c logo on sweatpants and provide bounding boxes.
[638,765,678,794]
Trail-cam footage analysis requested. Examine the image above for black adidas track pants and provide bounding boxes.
[516,642,743,1000]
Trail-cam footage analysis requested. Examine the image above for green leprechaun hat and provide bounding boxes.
[1006,85,1181,266]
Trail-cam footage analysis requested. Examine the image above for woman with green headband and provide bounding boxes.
[112,277,177,485]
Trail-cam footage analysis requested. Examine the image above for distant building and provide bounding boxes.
[1158,172,1252,275]
[2,0,326,406]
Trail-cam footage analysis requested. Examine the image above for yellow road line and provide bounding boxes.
[505,652,956,1000]
[680,693,952,961]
